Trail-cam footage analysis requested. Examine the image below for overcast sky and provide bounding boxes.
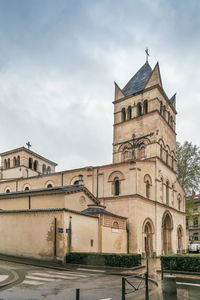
[0,0,200,171]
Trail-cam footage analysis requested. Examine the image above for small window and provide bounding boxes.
[166,181,169,205]
[143,100,148,114]
[112,221,119,229]
[24,187,30,191]
[166,150,168,165]
[194,218,198,227]
[47,184,53,188]
[33,160,38,171]
[140,146,145,159]
[193,233,199,241]
[13,157,17,167]
[90,240,94,247]
[146,181,150,198]
[137,103,142,117]
[186,218,188,229]
[6,189,10,193]
[160,101,163,114]
[17,156,20,167]
[74,180,79,185]
[127,106,132,120]
[114,178,120,196]
[160,145,163,159]
[121,108,126,122]
[7,159,10,169]
[4,159,7,169]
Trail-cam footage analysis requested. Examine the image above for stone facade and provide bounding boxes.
[0,60,186,259]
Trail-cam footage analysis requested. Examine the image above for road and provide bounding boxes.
[0,260,151,300]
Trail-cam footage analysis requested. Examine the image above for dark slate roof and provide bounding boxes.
[0,185,99,204]
[170,93,176,104]
[122,62,152,97]
[81,207,127,219]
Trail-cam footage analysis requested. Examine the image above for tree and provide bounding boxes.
[176,141,200,196]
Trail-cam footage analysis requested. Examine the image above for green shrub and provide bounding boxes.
[66,252,141,267]
[161,255,200,272]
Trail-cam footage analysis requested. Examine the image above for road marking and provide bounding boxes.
[99,298,112,300]
[23,280,43,286]
[177,282,200,287]
[26,275,61,282]
[31,272,78,279]
[0,275,8,282]
[47,271,89,278]
[77,268,105,273]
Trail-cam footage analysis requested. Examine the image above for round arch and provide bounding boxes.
[45,180,55,188]
[108,170,125,182]
[142,218,155,256]
[162,210,173,254]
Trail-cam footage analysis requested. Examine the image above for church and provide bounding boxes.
[0,59,186,262]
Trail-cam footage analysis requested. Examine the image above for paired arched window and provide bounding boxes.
[143,100,148,114]
[13,157,17,167]
[42,164,46,173]
[29,158,33,169]
[137,103,142,116]
[127,106,132,120]
[166,181,169,205]
[114,178,120,196]
[47,166,51,174]
[17,156,20,166]
[33,160,38,171]
[121,108,126,122]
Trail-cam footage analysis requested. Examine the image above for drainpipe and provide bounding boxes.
[54,217,57,258]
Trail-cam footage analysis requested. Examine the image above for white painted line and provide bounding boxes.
[26,276,61,282]
[47,271,88,278]
[77,268,105,273]
[99,298,112,300]
[23,280,43,286]
[32,273,78,279]
[177,282,200,287]
[0,275,8,282]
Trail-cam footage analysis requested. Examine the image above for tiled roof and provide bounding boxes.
[122,62,152,96]
[81,207,127,219]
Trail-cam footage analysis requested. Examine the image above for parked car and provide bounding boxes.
[188,242,200,253]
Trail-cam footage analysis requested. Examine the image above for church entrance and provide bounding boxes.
[143,218,154,257]
[162,211,173,254]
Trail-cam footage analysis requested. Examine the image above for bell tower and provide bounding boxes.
[112,61,177,171]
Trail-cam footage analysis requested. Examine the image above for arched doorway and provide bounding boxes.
[142,218,154,256]
[177,225,183,253]
[162,211,173,254]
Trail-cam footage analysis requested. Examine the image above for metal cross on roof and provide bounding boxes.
[145,48,150,62]
[26,141,32,150]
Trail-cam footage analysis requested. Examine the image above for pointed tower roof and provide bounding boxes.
[170,93,176,104]
[122,62,152,97]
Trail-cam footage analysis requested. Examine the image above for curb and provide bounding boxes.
[0,268,19,288]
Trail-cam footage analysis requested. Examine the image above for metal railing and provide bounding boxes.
[121,272,149,300]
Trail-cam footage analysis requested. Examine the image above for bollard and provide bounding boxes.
[122,277,125,300]
[162,275,177,299]
[145,272,149,300]
[76,288,80,300]
[161,260,164,280]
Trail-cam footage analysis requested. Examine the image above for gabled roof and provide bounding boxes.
[122,62,152,96]
[81,207,127,219]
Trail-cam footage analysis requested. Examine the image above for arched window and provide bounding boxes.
[168,112,170,123]
[7,159,10,168]
[33,160,38,171]
[166,181,169,205]
[146,180,150,198]
[170,116,173,126]
[127,106,132,120]
[112,221,119,229]
[74,180,79,185]
[4,159,7,169]
[17,156,20,166]
[178,196,181,210]
[163,106,166,119]
[140,145,145,159]
[13,157,17,167]
[137,103,142,117]
[42,164,46,174]
[29,158,33,169]
[121,108,126,122]
[24,187,30,191]
[143,100,148,114]
[47,166,51,174]
[160,101,163,114]
[114,178,120,196]
[166,150,168,165]
[6,189,10,193]
[47,184,53,188]
[160,145,163,160]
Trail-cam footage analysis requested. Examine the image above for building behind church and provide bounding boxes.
[0,59,186,262]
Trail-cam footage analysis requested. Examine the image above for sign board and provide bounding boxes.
[58,228,63,233]
[66,229,71,233]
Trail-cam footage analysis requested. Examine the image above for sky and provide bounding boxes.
[0,0,200,171]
